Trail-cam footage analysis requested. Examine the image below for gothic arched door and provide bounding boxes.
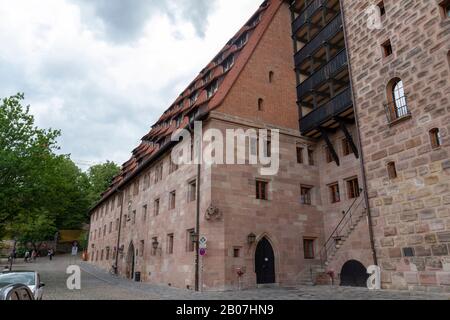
[126,242,135,280]
[255,237,275,284]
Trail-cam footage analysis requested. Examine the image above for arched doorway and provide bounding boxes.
[340,260,368,287]
[126,242,135,280]
[255,237,275,284]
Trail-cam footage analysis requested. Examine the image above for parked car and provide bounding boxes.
[0,271,44,300]
[0,283,35,300]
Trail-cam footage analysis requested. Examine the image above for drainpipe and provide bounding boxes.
[340,0,378,266]
[188,119,202,292]
[195,161,201,292]
[114,189,125,274]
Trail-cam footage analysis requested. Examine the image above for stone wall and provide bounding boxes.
[342,0,450,291]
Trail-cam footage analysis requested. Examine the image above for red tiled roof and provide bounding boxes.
[92,0,283,211]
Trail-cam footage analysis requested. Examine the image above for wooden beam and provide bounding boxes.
[336,118,360,159]
[319,127,340,166]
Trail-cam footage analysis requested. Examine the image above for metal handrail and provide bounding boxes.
[294,13,343,66]
[383,95,411,124]
[319,192,366,265]
[292,0,325,34]
[297,48,348,98]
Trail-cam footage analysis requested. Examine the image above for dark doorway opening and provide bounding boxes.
[255,237,275,284]
[126,242,135,280]
[340,260,368,287]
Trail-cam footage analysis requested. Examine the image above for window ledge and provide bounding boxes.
[388,114,412,127]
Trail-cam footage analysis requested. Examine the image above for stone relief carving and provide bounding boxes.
[205,204,222,221]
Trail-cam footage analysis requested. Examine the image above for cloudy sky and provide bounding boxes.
[0,0,262,169]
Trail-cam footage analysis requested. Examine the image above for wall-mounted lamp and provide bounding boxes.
[247,233,256,245]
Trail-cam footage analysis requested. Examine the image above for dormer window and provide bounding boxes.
[176,115,183,128]
[190,92,198,106]
[203,71,212,85]
[236,33,248,48]
[207,80,219,98]
[247,14,261,28]
[223,55,234,72]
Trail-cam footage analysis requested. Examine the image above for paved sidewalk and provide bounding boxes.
[5,255,450,300]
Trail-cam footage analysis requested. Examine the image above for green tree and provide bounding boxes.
[11,209,57,252]
[86,161,120,207]
[0,93,60,237]
[0,94,91,241]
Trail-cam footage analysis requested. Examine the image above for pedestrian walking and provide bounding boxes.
[31,249,37,262]
[24,250,30,263]
[48,248,54,261]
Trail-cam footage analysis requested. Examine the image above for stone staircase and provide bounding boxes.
[320,196,367,267]
[297,262,326,285]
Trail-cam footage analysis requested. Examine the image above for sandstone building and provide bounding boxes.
[88,0,450,292]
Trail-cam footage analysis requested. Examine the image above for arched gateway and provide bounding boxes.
[340,260,368,287]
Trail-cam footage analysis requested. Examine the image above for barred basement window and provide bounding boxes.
[429,128,442,149]
[387,162,397,180]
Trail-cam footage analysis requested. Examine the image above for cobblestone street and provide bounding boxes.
[3,255,449,300]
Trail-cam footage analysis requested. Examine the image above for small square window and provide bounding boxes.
[440,0,450,18]
[296,147,304,164]
[167,234,174,254]
[429,128,442,149]
[233,248,241,258]
[154,198,160,216]
[342,138,353,156]
[301,185,313,205]
[329,183,340,204]
[325,147,333,163]
[187,229,196,252]
[256,180,268,200]
[346,178,360,199]
[382,40,393,57]
[169,191,176,210]
[188,180,197,202]
[387,162,397,180]
[303,238,315,259]
[308,149,315,166]
[377,1,385,16]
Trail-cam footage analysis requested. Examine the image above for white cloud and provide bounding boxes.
[0,0,263,168]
